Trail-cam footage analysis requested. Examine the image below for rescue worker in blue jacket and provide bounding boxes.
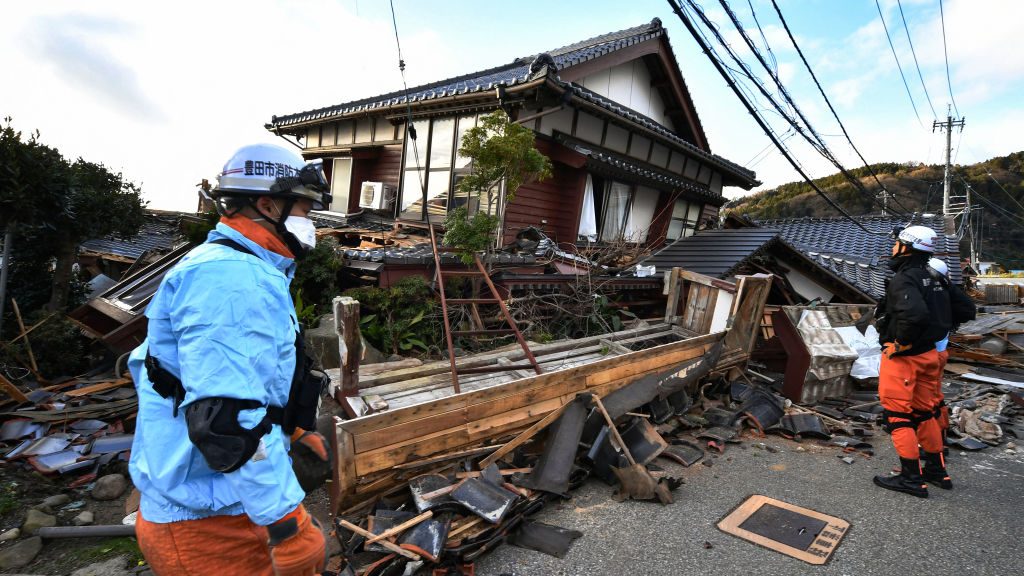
[128,143,332,575]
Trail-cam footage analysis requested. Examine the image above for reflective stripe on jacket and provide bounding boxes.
[128,223,305,526]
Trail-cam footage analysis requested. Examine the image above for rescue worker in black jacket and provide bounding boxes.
[873,225,951,498]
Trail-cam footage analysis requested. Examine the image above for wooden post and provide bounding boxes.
[329,417,357,517]
[11,299,38,374]
[334,296,361,418]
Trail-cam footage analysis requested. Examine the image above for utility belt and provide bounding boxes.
[143,328,326,436]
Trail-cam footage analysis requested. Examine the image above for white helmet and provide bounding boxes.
[212,143,330,209]
[897,225,937,253]
[928,257,949,277]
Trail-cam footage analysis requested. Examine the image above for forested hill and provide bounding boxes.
[724,152,1024,266]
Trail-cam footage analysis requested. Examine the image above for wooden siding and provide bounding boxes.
[502,160,586,245]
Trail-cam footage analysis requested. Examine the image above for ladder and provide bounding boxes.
[428,222,541,393]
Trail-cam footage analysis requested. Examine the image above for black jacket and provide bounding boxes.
[877,253,953,356]
[939,274,977,329]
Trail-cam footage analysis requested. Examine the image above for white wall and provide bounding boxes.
[581,60,670,128]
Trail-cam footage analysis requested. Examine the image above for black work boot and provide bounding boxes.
[873,457,929,498]
[921,451,953,489]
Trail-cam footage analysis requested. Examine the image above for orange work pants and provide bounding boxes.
[136,511,273,576]
[936,349,950,431]
[878,349,943,459]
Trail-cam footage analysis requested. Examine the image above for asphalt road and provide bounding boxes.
[476,434,1024,576]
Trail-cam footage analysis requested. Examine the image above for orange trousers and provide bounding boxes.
[136,511,273,575]
[936,350,950,431]
[878,349,943,459]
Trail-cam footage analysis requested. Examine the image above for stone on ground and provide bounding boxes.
[92,474,127,501]
[0,536,43,570]
[21,509,56,535]
[73,511,95,526]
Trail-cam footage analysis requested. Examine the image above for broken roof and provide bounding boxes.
[269,19,667,128]
[268,19,758,189]
[753,214,962,298]
[80,214,181,261]
[641,228,872,302]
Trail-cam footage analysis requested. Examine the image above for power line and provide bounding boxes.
[938,0,960,118]
[746,0,778,75]
[875,0,923,126]
[895,0,937,119]
[716,0,910,217]
[388,0,427,215]
[667,0,889,235]
[985,171,1024,213]
[769,0,915,216]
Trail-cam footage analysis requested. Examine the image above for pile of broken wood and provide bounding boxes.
[0,369,136,482]
[326,346,866,575]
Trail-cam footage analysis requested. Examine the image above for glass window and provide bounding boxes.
[666,198,703,240]
[454,114,477,169]
[429,118,455,169]
[330,158,352,213]
[600,181,631,241]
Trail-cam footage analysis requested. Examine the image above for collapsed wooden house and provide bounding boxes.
[327,270,771,513]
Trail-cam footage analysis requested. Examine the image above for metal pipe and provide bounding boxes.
[36,524,137,539]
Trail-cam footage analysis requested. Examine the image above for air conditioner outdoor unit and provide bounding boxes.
[359,181,393,210]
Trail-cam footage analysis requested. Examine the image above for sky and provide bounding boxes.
[2,0,1022,211]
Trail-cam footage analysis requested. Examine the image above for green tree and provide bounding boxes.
[46,159,147,310]
[443,110,552,264]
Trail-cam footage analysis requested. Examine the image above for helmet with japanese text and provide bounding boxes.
[210,143,331,209]
[896,225,937,254]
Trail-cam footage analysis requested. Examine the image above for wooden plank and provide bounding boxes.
[329,421,356,516]
[352,339,720,475]
[477,397,574,469]
[63,379,131,398]
[0,373,29,404]
[392,445,500,471]
[356,323,668,388]
[342,332,721,437]
[725,275,772,354]
[337,519,420,561]
[678,269,736,292]
[11,300,38,374]
[664,267,681,323]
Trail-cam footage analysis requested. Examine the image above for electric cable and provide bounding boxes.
[985,171,1024,213]
[938,0,960,118]
[721,0,911,218]
[388,0,427,216]
[875,0,923,126]
[896,0,937,119]
[666,0,889,235]
[770,0,915,216]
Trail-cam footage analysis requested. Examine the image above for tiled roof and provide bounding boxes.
[565,83,757,187]
[560,139,718,203]
[269,20,665,128]
[754,214,962,298]
[641,228,781,278]
[269,18,757,189]
[80,216,181,260]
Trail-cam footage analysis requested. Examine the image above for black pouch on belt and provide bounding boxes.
[275,327,330,435]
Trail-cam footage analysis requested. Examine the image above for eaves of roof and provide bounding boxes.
[268,20,666,129]
[557,136,722,205]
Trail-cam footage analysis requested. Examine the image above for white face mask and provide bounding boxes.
[283,215,317,250]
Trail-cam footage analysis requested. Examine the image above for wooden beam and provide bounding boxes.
[337,519,421,561]
[0,373,29,404]
[364,511,433,544]
[477,396,576,469]
[11,300,38,374]
[334,296,361,418]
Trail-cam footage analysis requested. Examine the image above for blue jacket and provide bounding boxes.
[128,223,306,526]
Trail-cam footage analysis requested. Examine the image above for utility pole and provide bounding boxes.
[933,111,965,233]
